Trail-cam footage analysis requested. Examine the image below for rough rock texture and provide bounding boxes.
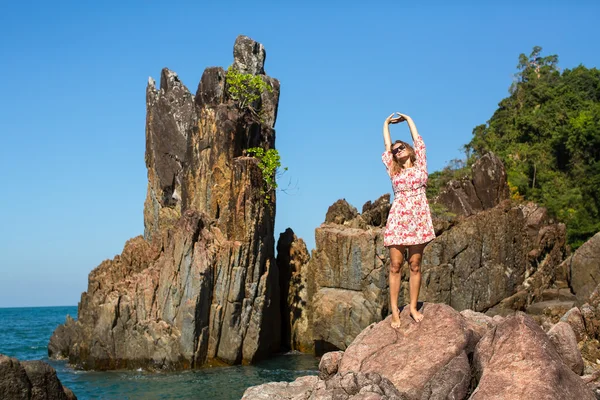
[560,307,587,342]
[241,372,404,400]
[318,350,344,380]
[420,201,528,311]
[325,199,359,225]
[301,188,566,353]
[420,201,566,313]
[338,303,472,400]
[49,36,282,370]
[361,194,391,228]
[582,372,600,399]
[307,209,388,353]
[276,228,312,353]
[436,153,509,217]
[471,313,594,399]
[459,310,502,352]
[0,354,77,400]
[232,35,266,75]
[565,232,600,303]
[547,321,584,375]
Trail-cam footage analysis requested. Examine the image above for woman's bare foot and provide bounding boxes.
[391,308,401,329]
[410,308,424,323]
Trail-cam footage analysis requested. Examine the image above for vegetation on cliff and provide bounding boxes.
[428,47,600,248]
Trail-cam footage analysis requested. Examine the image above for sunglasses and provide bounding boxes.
[391,144,406,155]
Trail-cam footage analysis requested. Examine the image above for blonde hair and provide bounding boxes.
[390,140,416,176]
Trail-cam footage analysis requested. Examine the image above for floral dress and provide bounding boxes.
[382,134,436,247]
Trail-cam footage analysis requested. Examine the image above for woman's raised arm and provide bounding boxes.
[383,113,403,151]
[397,113,426,170]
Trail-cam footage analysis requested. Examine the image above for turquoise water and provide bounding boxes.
[0,306,319,399]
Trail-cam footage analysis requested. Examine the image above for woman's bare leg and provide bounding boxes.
[388,245,405,328]
[407,243,427,322]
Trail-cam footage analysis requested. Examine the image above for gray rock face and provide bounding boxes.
[308,218,388,352]
[233,35,266,75]
[277,228,312,353]
[325,199,359,225]
[436,152,509,217]
[437,177,483,217]
[361,194,391,228]
[0,354,77,400]
[471,152,510,209]
[49,35,281,370]
[566,232,600,303]
[144,68,197,242]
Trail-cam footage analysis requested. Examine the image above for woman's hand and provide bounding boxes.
[385,112,405,125]
[394,112,410,122]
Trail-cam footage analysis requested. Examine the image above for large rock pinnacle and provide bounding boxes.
[49,35,281,370]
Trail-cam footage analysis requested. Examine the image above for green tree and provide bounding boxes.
[465,47,600,248]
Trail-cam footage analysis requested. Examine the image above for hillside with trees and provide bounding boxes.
[428,47,600,248]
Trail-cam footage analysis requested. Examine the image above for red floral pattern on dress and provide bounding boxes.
[382,134,436,246]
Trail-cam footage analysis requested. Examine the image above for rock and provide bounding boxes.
[319,351,344,380]
[581,303,600,339]
[361,194,391,228]
[526,300,575,316]
[471,312,594,399]
[548,321,584,375]
[242,372,404,400]
[581,372,600,400]
[0,354,77,400]
[49,36,281,370]
[277,228,313,353]
[460,309,500,351]
[437,177,482,217]
[241,375,319,400]
[436,152,509,218]
[312,288,377,352]
[325,199,359,225]
[232,35,266,75]
[560,307,587,342]
[420,201,528,312]
[566,232,600,303]
[308,222,387,352]
[338,303,471,399]
[143,68,196,241]
[540,288,576,302]
[471,152,510,209]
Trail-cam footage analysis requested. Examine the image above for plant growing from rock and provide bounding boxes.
[225,66,273,113]
[246,147,287,205]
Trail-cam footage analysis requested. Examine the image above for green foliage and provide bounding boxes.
[429,202,457,220]
[247,147,287,205]
[225,66,273,110]
[465,46,600,248]
[426,158,471,201]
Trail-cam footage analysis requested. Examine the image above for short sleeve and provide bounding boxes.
[413,134,427,171]
[382,150,393,176]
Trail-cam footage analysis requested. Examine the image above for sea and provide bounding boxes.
[0,306,319,399]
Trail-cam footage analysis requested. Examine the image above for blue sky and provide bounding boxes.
[1,1,599,307]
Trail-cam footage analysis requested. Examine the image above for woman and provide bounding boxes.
[382,112,435,328]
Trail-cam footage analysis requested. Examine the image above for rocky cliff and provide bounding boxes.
[48,35,281,370]
[276,152,567,353]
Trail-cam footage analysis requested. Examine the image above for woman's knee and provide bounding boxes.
[409,260,421,274]
[390,260,402,274]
